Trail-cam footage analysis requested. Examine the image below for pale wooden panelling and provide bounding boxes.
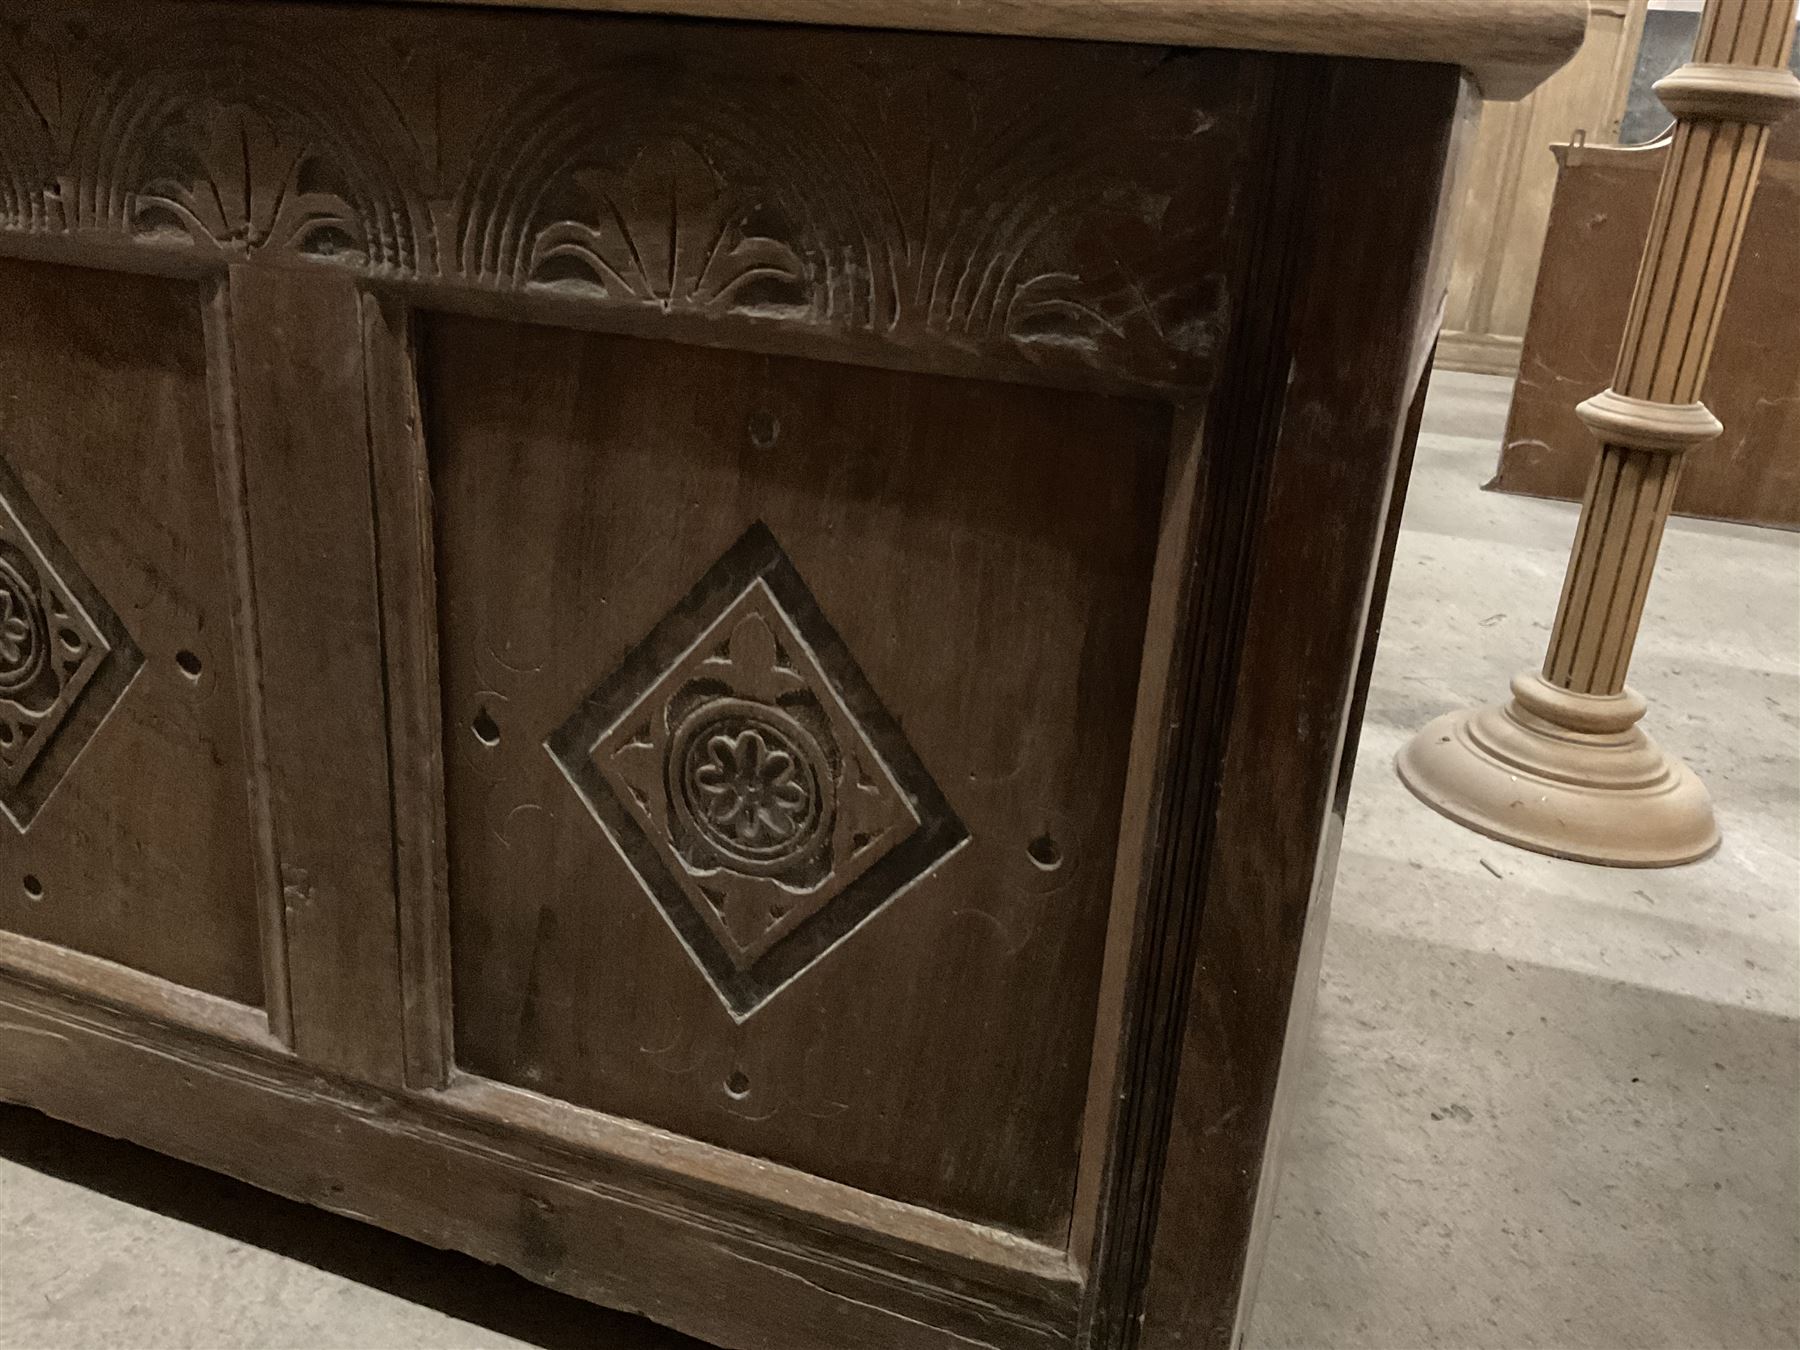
[1441,2,1649,374]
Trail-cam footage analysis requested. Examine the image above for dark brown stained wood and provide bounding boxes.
[350,0,1589,100]
[1492,117,1800,529]
[362,294,455,1087]
[201,279,293,1043]
[0,1105,706,1350]
[0,972,1077,1350]
[226,266,406,1084]
[0,0,1483,1340]
[1077,60,1336,1345]
[427,316,1169,1240]
[1065,404,1208,1270]
[433,1073,1079,1290]
[1339,349,1436,806]
[1131,62,1469,1350]
[0,0,1264,396]
[0,256,263,1007]
[0,928,278,1051]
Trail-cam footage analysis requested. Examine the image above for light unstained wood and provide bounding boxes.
[226,266,408,1085]
[1436,329,1526,377]
[1395,0,1795,871]
[1493,119,1800,527]
[351,0,1587,97]
[1543,0,1799,696]
[1439,0,1648,375]
[427,315,1170,1240]
[0,257,265,1008]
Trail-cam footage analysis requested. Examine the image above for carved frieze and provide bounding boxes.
[0,1,1252,389]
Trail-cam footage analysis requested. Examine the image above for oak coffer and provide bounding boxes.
[0,2,1581,1347]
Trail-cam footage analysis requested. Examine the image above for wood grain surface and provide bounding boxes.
[0,2,1474,1344]
[1494,118,1800,529]
[345,0,1587,98]
[0,258,264,1008]
[225,267,408,1081]
[428,316,1169,1238]
[0,974,1079,1350]
[1131,60,1469,1350]
[0,0,1267,395]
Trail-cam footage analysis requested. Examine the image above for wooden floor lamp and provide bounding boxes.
[1401,0,1800,866]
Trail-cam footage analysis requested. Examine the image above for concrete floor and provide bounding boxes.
[2,371,1796,1349]
[1243,372,1799,1350]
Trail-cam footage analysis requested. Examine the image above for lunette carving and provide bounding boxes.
[0,2,1248,389]
[49,25,432,270]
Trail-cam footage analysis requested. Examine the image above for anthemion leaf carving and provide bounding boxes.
[64,27,436,271]
[0,1,1247,386]
[1,20,434,268]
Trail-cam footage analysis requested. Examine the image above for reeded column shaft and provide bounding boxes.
[1543,0,1799,696]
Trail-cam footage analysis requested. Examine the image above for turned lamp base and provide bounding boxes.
[1397,672,1718,868]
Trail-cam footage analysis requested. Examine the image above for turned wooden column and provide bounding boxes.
[1400,0,1800,866]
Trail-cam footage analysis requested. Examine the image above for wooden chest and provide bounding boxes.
[0,2,1580,1346]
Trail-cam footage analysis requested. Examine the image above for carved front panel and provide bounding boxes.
[431,316,1168,1236]
[0,0,1258,393]
[550,525,967,1017]
[0,258,264,1004]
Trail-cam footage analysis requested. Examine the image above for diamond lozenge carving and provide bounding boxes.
[0,453,142,830]
[547,523,966,1018]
